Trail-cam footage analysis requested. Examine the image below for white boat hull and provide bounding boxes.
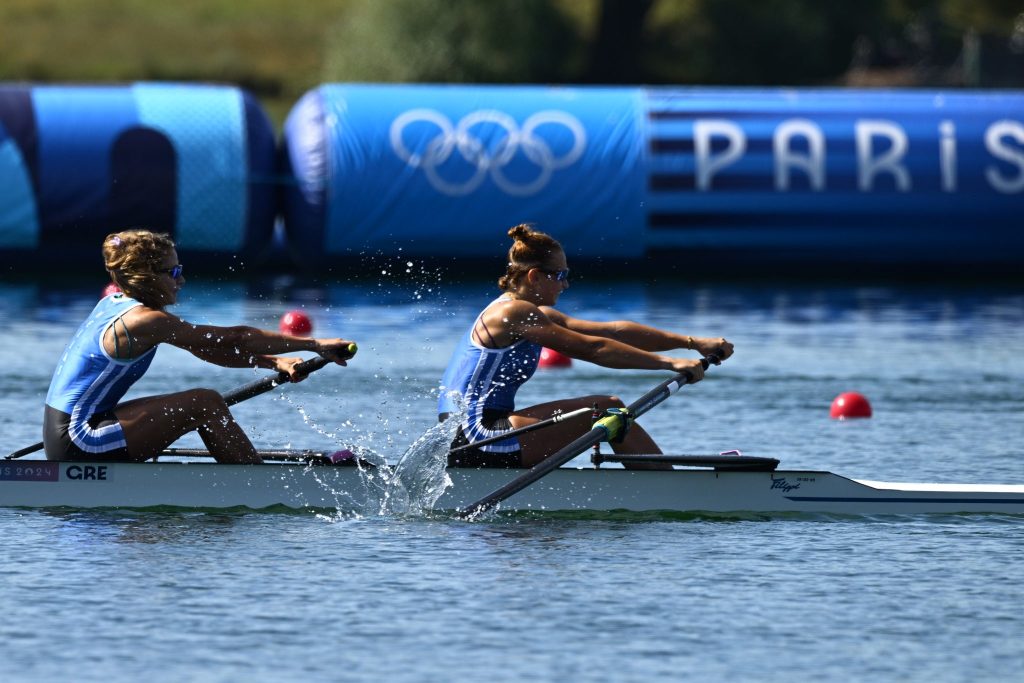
[2,460,1024,515]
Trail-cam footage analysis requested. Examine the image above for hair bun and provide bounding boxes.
[508,224,534,242]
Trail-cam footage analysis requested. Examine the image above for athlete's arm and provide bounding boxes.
[542,307,733,360]
[122,309,355,370]
[507,301,704,378]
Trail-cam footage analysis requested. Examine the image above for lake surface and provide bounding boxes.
[1,271,1022,682]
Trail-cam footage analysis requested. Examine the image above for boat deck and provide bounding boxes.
[2,456,1023,515]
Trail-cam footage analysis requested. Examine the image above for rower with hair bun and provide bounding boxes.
[438,224,733,469]
[43,229,357,464]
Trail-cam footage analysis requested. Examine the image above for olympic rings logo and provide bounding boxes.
[389,109,587,197]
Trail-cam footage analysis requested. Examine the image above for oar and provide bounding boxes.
[448,406,591,454]
[455,357,718,518]
[160,447,374,467]
[4,345,356,461]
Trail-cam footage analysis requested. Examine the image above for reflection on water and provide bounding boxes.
[5,275,1024,319]
[39,509,244,545]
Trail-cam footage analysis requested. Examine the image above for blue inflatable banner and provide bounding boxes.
[283,84,1023,271]
[643,89,1024,267]
[283,84,645,264]
[0,83,276,269]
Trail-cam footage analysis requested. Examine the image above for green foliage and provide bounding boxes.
[323,0,582,83]
[644,0,889,84]
[0,0,1019,130]
[0,0,353,126]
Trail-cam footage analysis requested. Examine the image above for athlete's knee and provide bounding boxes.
[578,395,624,409]
[186,388,230,414]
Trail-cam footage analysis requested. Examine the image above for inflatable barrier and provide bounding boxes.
[282,84,1024,271]
[0,83,276,269]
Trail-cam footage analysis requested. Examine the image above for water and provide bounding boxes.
[1,274,1023,681]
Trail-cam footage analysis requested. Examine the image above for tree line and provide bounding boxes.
[324,0,1024,88]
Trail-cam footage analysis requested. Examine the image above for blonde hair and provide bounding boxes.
[102,229,177,309]
[497,224,564,291]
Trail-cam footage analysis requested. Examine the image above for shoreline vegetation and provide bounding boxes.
[1,0,1022,130]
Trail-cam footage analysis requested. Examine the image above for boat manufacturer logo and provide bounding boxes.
[770,476,800,493]
[64,464,111,482]
[389,109,587,196]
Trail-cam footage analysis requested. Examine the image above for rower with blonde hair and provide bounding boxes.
[44,229,356,464]
[439,224,733,469]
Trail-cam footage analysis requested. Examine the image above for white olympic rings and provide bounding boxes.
[389,109,587,197]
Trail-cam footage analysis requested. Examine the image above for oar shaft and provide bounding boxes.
[222,355,331,407]
[448,406,591,454]
[163,447,332,462]
[457,363,710,517]
[5,443,45,460]
[460,424,608,516]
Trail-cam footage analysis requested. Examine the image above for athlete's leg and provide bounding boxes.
[113,389,261,463]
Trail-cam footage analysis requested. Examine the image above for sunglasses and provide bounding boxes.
[544,268,570,282]
[164,264,184,279]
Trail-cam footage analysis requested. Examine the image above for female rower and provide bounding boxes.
[43,229,356,464]
[438,224,733,469]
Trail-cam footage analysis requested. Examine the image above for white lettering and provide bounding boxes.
[939,120,957,192]
[694,120,746,191]
[856,120,911,191]
[774,119,825,191]
[984,120,1024,193]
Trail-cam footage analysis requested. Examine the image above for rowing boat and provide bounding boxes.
[2,453,1023,516]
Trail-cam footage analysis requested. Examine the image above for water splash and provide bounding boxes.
[378,412,462,516]
[291,393,465,521]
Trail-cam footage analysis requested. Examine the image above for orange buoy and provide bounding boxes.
[102,282,121,297]
[830,392,872,419]
[280,310,313,336]
[538,347,572,368]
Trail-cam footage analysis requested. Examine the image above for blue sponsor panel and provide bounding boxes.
[282,84,645,265]
[645,89,1024,268]
[0,83,276,269]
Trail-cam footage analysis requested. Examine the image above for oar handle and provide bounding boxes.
[223,343,355,406]
[456,357,718,517]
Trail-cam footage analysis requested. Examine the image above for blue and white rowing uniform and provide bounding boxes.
[43,293,157,460]
[438,295,541,466]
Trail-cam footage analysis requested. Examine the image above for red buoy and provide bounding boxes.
[280,310,313,336]
[538,347,572,368]
[830,392,872,419]
[102,282,121,298]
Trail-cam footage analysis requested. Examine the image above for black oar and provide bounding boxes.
[448,406,591,454]
[456,357,717,518]
[160,447,374,467]
[4,345,355,461]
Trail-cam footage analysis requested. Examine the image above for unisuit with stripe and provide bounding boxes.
[45,294,156,453]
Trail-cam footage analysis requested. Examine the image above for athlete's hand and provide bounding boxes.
[668,358,705,383]
[314,338,358,366]
[274,356,310,382]
[692,336,733,361]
